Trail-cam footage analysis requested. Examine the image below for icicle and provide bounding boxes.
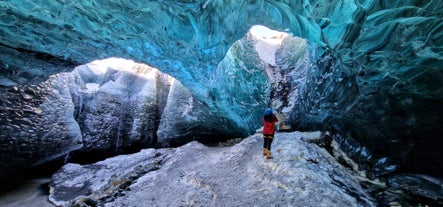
[78,94,83,115]
[115,118,123,153]
[63,152,70,164]
[202,0,210,9]
[115,134,120,153]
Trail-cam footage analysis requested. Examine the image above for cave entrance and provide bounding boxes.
[246,25,309,132]
[249,24,291,107]
[65,57,177,162]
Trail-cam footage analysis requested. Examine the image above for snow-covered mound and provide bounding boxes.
[49,132,375,207]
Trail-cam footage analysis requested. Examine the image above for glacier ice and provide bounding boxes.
[69,59,172,153]
[48,132,377,207]
[0,74,83,177]
[0,0,442,180]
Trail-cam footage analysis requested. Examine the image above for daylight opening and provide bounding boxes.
[250,25,288,45]
[249,25,289,67]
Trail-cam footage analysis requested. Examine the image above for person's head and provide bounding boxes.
[264,108,272,116]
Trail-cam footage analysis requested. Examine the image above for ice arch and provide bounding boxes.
[1,1,442,178]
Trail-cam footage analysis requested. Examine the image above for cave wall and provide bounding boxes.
[0,73,83,177]
[0,1,442,177]
[285,2,443,177]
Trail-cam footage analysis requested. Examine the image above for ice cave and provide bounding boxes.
[0,1,442,206]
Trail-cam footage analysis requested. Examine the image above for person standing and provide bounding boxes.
[262,108,279,159]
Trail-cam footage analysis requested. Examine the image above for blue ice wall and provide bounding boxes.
[0,1,442,177]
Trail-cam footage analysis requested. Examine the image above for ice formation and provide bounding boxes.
[48,132,377,207]
[0,1,442,183]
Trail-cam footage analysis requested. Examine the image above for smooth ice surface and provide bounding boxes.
[0,178,54,207]
[157,79,245,145]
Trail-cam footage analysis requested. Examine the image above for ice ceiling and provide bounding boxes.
[1,1,443,177]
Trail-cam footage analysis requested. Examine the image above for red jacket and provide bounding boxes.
[262,114,279,136]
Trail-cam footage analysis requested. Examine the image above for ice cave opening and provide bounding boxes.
[1,1,443,205]
[64,24,301,154]
[14,24,308,171]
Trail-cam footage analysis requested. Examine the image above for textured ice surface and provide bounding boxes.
[69,59,172,152]
[0,59,172,176]
[0,0,442,178]
[0,74,83,177]
[49,132,376,207]
[157,79,245,145]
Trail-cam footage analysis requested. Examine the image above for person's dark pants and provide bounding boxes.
[263,135,274,151]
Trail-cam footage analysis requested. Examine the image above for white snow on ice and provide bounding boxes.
[49,131,375,207]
